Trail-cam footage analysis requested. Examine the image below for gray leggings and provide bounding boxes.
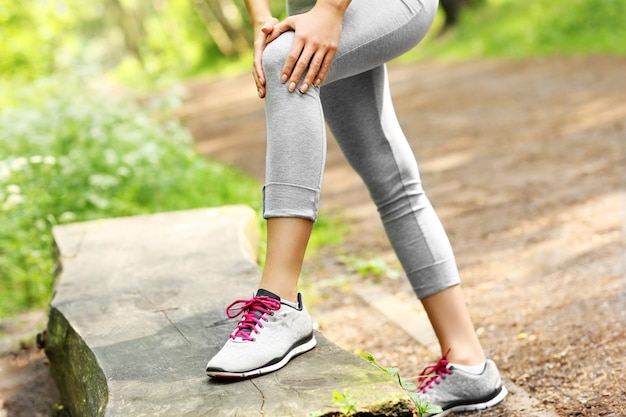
[262,0,460,299]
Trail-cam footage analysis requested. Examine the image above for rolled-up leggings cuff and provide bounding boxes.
[409,257,461,299]
[263,182,320,221]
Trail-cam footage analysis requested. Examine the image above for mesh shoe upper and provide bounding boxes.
[417,351,507,414]
[206,291,315,377]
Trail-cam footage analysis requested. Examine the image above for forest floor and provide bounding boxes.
[1,56,625,416]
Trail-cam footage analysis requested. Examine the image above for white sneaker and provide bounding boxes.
[417,350,508,416]
[206,289,317,378]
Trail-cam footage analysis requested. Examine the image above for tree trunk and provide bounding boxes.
[109,0,146,68]
[191,0,251,58]
[191,0,236,57]
[205,0,252,49]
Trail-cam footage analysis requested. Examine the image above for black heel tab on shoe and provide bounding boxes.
[256,288,281,300]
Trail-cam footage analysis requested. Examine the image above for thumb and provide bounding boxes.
[261,22,273,35]
[260,17,279,35]
[266,18,295,43]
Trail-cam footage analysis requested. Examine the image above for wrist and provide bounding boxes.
[251,15,273,31]
[244,0,274,31]
[315,0,351,14]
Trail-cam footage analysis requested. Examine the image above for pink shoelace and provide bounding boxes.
[226,296,282,341]
[417,349,453,393]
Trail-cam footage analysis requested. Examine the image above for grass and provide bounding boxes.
[402,0,626,61]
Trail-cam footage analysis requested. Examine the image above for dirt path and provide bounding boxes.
[185,57,626,416]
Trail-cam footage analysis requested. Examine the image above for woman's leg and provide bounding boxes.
[256,30,326,302]
[258,0,438,301]
[208,0,442,379]
[421,286,486,365]
[259,218,312,303]
[321,65,507,412]
[320,65,483,364]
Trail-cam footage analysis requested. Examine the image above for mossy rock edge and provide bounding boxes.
[46,307,108,417]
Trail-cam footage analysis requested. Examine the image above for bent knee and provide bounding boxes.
[262,32,295,77]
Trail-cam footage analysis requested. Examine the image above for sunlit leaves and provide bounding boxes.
[0,75,260,316]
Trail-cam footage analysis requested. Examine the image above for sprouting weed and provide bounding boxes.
[332,390,358,415]
[359,352,443,417]
[411,395,445,416]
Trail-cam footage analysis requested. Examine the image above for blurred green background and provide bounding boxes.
[1,0,625,318]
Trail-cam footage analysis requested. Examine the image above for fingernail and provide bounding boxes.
[288,82,296,92]
[299,84,308,94]
[281,74,288,83]
[258,88,263,98]
[314,79,322,87]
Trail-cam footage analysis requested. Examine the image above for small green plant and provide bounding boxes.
[339,255,401,281]
[360,352,443,417]
[332,389,358,415]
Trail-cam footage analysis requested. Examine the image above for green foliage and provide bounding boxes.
[0,0,283,87]
[0,0,74,78]
[338,256,401,281]
[0,75,261,317]
[304,390,359,416]
[307,216,349,257]
[4,0,624,90]
[331,390,358,415]
[108,0,236,88]
[406,0,626,60]
[360,353,443,417]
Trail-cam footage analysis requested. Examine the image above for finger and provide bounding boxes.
[299,49,327,93]
[253,49,265,85]
[252,69,266,99]
[286,46,315,92]
[251,41,267,98]
[265,18,294,43]
[281,39,308,90]
[253,50,264,80]
[313,48,336,88]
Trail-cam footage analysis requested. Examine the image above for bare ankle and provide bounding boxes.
[445,350,486,366]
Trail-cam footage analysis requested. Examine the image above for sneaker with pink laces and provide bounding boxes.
[206,289,316,378]
[416,350,508,416]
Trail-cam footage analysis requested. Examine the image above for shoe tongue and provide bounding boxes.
[255,288,281,300]
[232,290,280,339]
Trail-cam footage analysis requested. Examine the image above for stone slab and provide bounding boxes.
[46,206,414,417]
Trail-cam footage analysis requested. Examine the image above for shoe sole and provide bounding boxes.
[206,335,317,379]
[432,385,508,416]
